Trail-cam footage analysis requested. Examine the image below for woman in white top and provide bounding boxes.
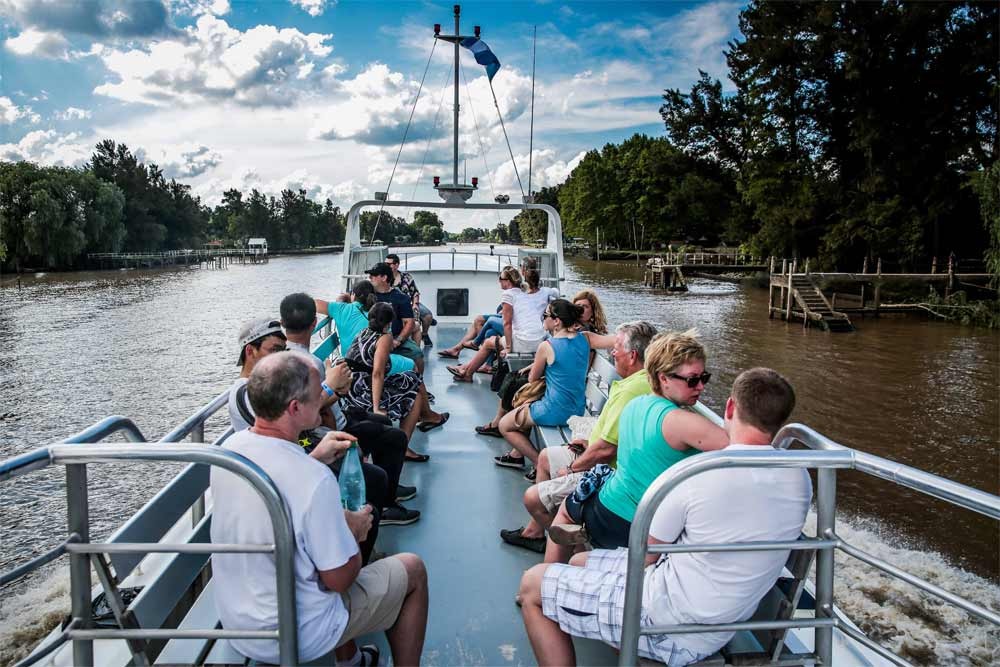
[447,269,553,381]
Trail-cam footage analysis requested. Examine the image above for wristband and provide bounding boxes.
[321,381,335,397]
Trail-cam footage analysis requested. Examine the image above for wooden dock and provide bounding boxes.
[644,253,769,291]
[86,249,268,270]
[767,257,992,332]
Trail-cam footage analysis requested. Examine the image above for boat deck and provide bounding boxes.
[363,324,617,665]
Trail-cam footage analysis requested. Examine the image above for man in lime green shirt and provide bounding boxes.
[500,321,658,553]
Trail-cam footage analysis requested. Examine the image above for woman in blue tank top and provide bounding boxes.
[493,299,617,470]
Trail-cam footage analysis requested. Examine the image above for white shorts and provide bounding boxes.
[541,549,704,667]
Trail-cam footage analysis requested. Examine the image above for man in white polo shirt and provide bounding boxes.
[211,352,428,666]
[519,367,811,666]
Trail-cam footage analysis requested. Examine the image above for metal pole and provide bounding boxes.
[815,467,836,665]
[66,464,94,666]
[453,4,460,187]
[191,422,206,527]
[527,24,536,198]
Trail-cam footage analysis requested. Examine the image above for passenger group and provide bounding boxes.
[210,256,811,667]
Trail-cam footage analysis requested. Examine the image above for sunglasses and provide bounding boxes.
[667,372,712,388]
[541,311,555,320]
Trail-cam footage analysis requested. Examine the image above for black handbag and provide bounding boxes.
[498,372,530,411]
[489,336,509,392]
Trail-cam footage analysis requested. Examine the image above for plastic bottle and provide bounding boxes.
[339,443,367,511]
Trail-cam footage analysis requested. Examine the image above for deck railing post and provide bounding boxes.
[815,467,837,665]
[66,463,94,667]
[191,423,206,527]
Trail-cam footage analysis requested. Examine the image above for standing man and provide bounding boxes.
[500,321,657,553]
[386,253,435,347]
[519,367,811,666]
[366,262,425,374]
[212,352,428,666]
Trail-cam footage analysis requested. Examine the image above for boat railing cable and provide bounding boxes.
[488,77,526,200]
[460,59,503,227]
[405,63,454,223]
[370,39,438,246]
[618,427,1000,667]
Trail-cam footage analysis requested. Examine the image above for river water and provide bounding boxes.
[1,252,998,665]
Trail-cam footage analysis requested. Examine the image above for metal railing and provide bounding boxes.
[619,425,1000,666]
[0,393,301,667]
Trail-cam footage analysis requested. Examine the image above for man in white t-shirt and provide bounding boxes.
[212,352,428,666]
[519,367,812,666]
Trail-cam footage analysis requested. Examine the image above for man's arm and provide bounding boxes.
[318,553,363,593]
[559,437,616,475]
[395,318,415,346]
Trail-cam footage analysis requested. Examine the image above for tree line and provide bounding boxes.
[555,1,997,272]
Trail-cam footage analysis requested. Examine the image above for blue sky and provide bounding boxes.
[1,0,743,229]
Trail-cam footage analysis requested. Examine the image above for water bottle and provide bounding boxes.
[339,443,366,511]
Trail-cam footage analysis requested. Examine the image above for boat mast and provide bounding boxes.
[433,5,478,203]
[452,4,460,190]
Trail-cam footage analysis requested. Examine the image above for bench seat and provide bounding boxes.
[154,578,220,665]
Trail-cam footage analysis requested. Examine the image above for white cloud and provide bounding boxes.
[493,148,586,193]
[193,166,350,207]
[54,106,93,121]
[92,15,335,107]
[0,129,92,166]
[4,28,71,59]
[171,0,230,17]
[289,0,331,18]
[0,96,40,124]
[134,143,222,178]
[0,0,179,39]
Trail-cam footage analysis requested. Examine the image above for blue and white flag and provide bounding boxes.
[460,36,501,81]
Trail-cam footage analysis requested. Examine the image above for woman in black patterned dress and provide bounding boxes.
[345,302,447,461]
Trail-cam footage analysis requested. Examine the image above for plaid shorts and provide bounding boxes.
[540,549,703,667]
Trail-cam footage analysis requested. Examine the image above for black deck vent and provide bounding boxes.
[437,288,468,317]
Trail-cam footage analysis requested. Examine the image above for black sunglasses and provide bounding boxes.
[667,372,711,388]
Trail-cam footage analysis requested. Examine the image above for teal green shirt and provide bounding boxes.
[598,394,698,522]
[320,301,414,375]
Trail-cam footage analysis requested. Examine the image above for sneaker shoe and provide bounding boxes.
[360,644,380,666]
[548,523,590,546]
[380,505,420,526]
[494,453,525,469]
[523,468,536,482]
[500,527,546,554]
[396,484,417,502]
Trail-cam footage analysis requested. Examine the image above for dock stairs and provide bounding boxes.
[791,275,855,332]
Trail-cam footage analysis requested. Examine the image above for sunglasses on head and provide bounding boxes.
[667,372,712,388]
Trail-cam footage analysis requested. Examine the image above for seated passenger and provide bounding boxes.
[449,268,553,381]
[343,302,448,461]
[385,253,435,347]
[492,299,617,470]
[544,330,728,563]
[571,289,608,334]
[366,262,425,374]
[281,292,420,528]
[314,280,417,376]
[519,367,811,667]
[500,321,657,553]
[438,266,523,360]
[212,352,428,667]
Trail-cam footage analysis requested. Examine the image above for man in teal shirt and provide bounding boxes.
[500,321,658,553]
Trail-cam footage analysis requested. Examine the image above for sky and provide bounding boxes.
[0,0,743,231]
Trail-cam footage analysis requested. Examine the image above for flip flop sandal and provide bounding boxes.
[451,372,473,382]
[462,342,481,350]
[417,412,450,432]
[476,365,493,374]
[437,350,460,359]
[404,452,430,463]
[475,424,503,438]
[446,365,464,376]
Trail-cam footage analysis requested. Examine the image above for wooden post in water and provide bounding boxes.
[860,257,868,309]
[785,260,795,321]
[768,257,776,318]
[873,258,882,316]
[931,256,937,274]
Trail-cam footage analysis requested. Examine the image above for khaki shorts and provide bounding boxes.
[337,556,409,646]
[537,471,584,513]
